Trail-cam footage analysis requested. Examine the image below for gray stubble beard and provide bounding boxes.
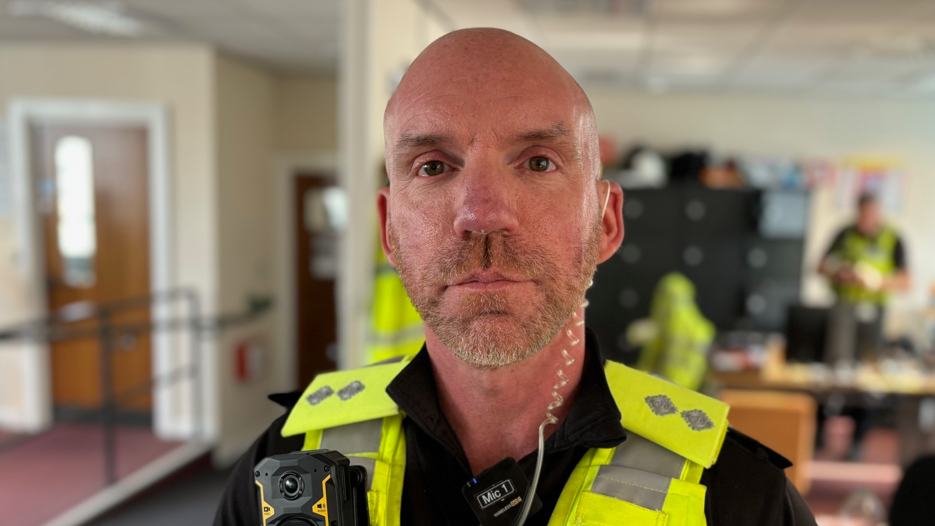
[389,214,602,369]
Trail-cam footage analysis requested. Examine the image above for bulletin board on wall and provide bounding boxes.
[836,158,907,214]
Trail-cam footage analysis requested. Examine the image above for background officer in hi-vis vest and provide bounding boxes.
[215,28,816,526]
[819,193,911,361]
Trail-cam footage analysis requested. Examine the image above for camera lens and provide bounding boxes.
[279,472,304,500]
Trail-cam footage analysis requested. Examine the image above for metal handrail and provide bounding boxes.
[0,288,272,485]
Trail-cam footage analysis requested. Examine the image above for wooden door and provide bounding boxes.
[293,174,339,387]
[34,124,152,415]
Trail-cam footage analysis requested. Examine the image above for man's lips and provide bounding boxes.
[449,271,528,291]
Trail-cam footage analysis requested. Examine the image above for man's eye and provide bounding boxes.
[528,156,553,172]
[419,161,448,177]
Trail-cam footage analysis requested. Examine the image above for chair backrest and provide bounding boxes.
[719,389,817,494]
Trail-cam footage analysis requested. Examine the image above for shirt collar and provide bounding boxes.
[386,328,627,462]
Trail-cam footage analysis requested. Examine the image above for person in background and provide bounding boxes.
[819,192,911,311]
[817,192,911,459]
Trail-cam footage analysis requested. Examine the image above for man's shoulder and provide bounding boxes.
[702,429,816,526]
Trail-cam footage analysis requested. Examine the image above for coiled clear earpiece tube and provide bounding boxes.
[514,298,589,526]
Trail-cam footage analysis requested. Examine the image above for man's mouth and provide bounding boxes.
[450,270,527,291]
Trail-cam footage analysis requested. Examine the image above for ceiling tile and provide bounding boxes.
[235,0,339,19]
[178,16,288,43]
[124,0,235,19]
[0,17,89,39]
[654,0,785,22]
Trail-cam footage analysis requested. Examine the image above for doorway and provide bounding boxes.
[33,123,153,421]
[6,99,182,437]
[293,173,340,387]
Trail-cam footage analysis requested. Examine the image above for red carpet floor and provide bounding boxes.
[0,424,181,526]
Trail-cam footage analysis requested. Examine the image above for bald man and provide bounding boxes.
[215,30,816,526]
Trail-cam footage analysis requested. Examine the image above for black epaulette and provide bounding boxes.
[725,428,793,470]
[268,391,303,409]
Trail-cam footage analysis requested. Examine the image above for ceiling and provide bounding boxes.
[0,0,341,73]
[1,0,935,97]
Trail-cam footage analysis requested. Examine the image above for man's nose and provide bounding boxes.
[452,160,520,237]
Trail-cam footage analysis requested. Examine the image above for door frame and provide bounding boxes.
[6,98,174,434]
[272,152,338,393]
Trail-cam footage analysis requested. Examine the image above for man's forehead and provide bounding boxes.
[388,93,585,147]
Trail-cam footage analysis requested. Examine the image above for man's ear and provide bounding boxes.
[377,187,397,267]
[597,181,624,264]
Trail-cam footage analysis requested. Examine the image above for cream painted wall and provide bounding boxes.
[587,90,935,339]
[0,44,219,432]
[274,76,337,153]
[213,54,283,456]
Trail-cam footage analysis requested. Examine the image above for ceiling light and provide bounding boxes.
[9,1,150,37]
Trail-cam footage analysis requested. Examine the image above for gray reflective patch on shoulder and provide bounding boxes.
[645,394,678,416]
[611,432,686,480]
[320,418,383,454]
[591,465,672,511]
[681,409,714,431]
[348,456,376,492]
[337,381,366,401]
[306,386,334,406]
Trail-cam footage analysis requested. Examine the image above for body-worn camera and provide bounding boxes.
[254,450,369,526]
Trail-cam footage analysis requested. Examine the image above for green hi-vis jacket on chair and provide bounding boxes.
[637,273,715,392]
[281,355,730,526]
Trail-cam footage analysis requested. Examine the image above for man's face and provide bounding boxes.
[379,35,607,369]
[857,201,882,236]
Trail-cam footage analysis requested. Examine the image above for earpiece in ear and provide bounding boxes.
[600,180,611,218]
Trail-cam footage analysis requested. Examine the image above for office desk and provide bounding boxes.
[711,361,935,466]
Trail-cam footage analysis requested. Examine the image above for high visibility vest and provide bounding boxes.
[636,273,715,391]
[282,355,730,526]
[366,241,424,364]
[831,226,899,306]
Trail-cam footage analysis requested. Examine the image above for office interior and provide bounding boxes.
[0,0,934,525]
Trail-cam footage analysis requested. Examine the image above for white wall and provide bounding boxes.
[587,89,935,339]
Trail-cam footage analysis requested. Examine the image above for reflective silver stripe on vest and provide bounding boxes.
[591,466,672,511]
[609,432,686,479]
[590,432,688,511]
[320,419,383,455]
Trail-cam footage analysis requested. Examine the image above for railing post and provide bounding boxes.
[98,307,117,486]
[187,290,203,440]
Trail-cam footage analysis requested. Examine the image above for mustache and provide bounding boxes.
[437,232,556,286]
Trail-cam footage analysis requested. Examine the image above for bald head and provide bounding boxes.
[384,28,600,180]
[376,28,624,369]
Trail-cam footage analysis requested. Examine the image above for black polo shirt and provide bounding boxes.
[214,331,817,525]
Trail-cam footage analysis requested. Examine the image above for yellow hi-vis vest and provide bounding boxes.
[282,355,730,526]
[366,243,424,364]
[831,226,899,306]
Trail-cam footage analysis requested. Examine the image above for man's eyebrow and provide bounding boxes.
[395,132,454,150]
[512,123,571,144]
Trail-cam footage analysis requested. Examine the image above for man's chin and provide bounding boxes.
[430,315,554,370]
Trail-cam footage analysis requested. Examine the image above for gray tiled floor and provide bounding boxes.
[88,468,231,526]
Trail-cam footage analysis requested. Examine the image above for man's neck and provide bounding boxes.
[424,309,588,475]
